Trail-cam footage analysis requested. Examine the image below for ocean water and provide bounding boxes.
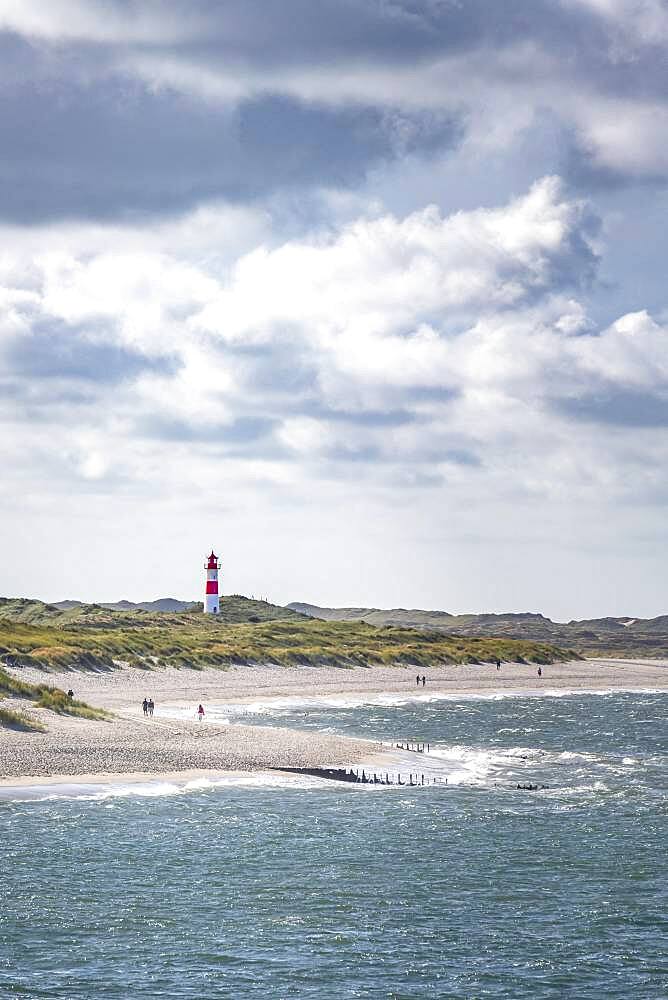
[1,691,667,999]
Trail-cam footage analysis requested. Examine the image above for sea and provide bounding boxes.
[1,689,666,999]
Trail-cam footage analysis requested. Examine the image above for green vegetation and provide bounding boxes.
[0,705,45,732]
[290,603,668,657]
[0,595,303,628]
[33,689,109,719]
[0,598,576,671]
[0,666,109,720]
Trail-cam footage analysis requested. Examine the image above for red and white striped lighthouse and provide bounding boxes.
[204,550,221,614]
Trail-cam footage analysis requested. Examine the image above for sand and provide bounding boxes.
[1,657,666,785]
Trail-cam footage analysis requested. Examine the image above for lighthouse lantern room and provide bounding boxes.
[204,550,221,614]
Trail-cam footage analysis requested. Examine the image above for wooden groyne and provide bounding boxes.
[272,768,548,791]
[273,766,445,786]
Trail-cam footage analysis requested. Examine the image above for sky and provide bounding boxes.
[1,0,668,620]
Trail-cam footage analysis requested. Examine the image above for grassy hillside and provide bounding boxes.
[0,606,576,672]
[54,598,198,613]
[288,604,668,657]
[288,603,463,628]
[0,595,304,628]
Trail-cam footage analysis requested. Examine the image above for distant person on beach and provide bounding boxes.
[537,667,543,678]
[142,698,148,716]
[416,675,420,686]
[197,704,205,722]
[148,698,154,717]
[421,675,426,687]
[496,659,501,670]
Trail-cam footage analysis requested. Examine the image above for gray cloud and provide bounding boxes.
[440,448,481,468]
[4,319,175,383]
[166,0,668,100]
[556,387,668,428]
[325,443,383,464]
[49,0,613,71]
[0,379,98,426]
[0,69,459,223]
[1,0,667,227]
[140,414,278,444]
[303,405,419,428]
[561,132,668,193]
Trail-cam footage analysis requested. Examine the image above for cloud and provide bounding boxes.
[563,0,668,44]
[0,0,205,43]
[1,5,667,617]
[556,387,668,427]
[2,175,667,514]
[194,176,597,367]
[4,318,175,383]
[0,0,667,230]
[140,413,279,448]
[111,1,668,183]
[1,162,667,615]
[0,70,459,223]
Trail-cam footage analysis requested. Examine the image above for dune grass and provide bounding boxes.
[0,705,46,732]
[0,613,576,673]
[0,666,109,719]
[32,689,109,719]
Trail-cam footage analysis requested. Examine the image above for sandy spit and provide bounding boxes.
[1,658,666,784]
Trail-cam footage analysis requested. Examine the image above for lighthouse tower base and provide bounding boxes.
[205,594,219,614]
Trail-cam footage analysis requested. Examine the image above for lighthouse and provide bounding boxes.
[204,550,221,614]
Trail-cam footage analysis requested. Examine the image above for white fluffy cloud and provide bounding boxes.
[2,3,668,615]
[1,175,666,516]
[1,170,666,614]
[0,0,203,43]
[197,177,592,343]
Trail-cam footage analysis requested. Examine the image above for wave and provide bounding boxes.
[160,687,666,723]
[0,770,346,804]
[365,738,661,791]
[367,742,545,786]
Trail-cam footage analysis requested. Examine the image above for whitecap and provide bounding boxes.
[0,769,342,803]
[159,686,666,723]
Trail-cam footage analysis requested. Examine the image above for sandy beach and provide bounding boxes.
[1,657,666,784]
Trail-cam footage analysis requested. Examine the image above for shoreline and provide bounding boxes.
[1,658,666,785]
[8,656,668,710]
[155,681,665,713]
[0,768,245,790]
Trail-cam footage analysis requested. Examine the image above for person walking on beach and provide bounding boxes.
[421,675,426,687]
[537,666,543,678]
[496,659,501,670]
[416,675,420,687]
[142,697,148,717]
[148,698,154,717]
[197,704,205,722]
